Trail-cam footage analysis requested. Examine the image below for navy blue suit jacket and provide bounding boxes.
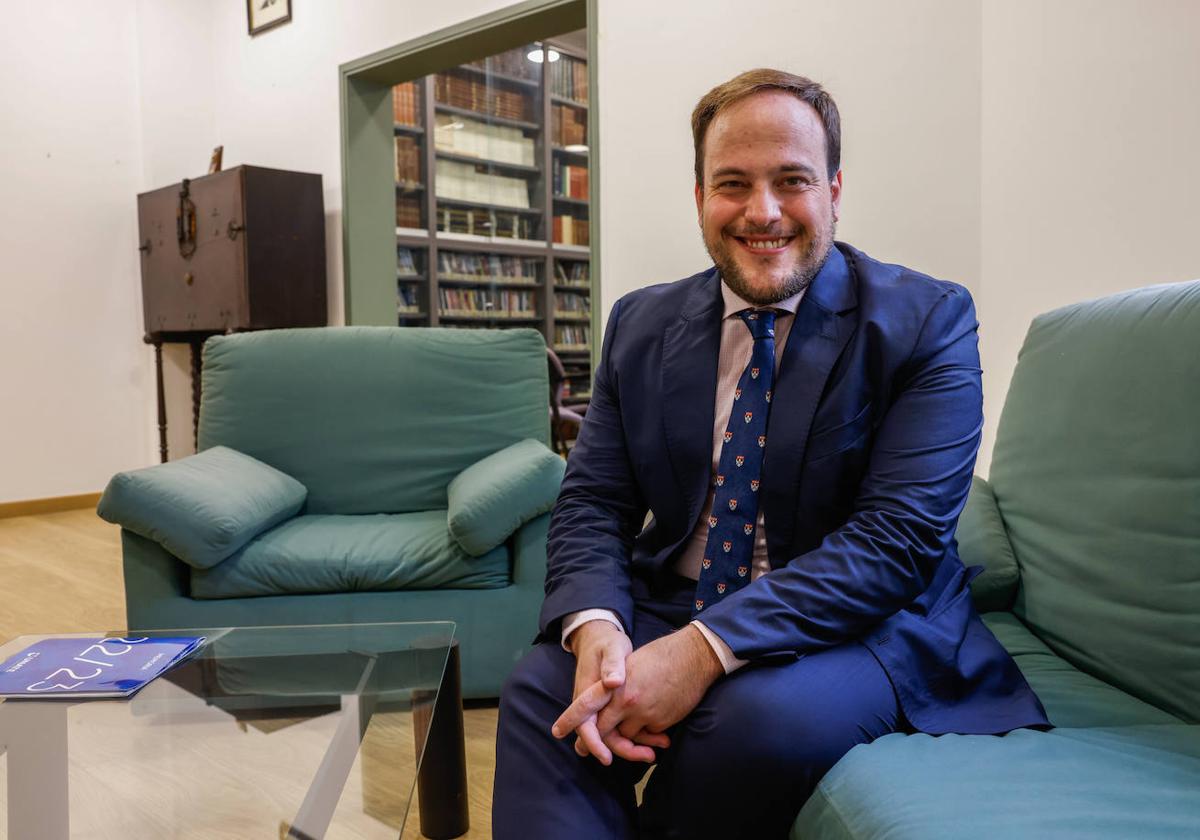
[541,243,1048,735]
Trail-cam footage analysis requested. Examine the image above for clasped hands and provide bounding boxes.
[551,619,724,765]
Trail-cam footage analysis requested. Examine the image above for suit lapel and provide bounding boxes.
[762,245,859,561]
[661,268,723,528]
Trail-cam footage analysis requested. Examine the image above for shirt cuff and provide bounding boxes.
[561,609,625,652]
[690,620,748,674]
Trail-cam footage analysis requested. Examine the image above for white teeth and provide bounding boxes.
[744,238,788,250]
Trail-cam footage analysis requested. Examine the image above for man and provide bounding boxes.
[494,69,1048,839]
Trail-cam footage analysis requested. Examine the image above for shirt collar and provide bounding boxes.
[719,278,805,319]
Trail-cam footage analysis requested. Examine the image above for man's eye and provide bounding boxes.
[781,177,808,188]
[718,181,744,189]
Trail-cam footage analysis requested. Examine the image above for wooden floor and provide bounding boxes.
[0,509,500,838]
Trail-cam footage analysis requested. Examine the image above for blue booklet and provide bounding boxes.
[0,636,205,699]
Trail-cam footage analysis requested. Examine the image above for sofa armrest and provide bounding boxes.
[956,475,1021,612]
[510,512,550,589]
[121,529,191,627]
[447,439,565,556]
[99,446,307,569]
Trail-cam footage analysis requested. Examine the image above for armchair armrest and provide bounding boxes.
[447,439,565,557]
[98,446,307,569]
[956,475,1021,612]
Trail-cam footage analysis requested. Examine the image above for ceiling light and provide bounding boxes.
[527,48,561,63]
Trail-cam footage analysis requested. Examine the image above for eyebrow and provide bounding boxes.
[710,162,820,179]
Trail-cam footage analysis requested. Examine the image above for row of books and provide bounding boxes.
[436,159,531,209]
[554,260,590,287]
[554,291,590,315]
[554,213,589,246]
[439,287,538,318]
[434,114,537,167]
[397,247,423,277]
[463,46,539,83]
[396,196,422,229]
[550,53,588,104]
[395,136,422,187]
[553,159,589,200]
[554,323,591,349]
[552,105,587,147]
[437,206,536,239]
[393,81,421,126]
[435,70,534,123]
[398,284,422,312]
[438,251,541,283]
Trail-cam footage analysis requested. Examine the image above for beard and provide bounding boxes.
[705,218,836,306]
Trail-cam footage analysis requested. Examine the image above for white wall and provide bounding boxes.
[0,3,150,503]
[595,0,1200,473]
[978,0,1200,469]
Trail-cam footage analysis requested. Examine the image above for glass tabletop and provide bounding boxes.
[0,622,456,839]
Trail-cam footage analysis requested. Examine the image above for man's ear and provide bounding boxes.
[830,169,843,222]
[694,181,704,224]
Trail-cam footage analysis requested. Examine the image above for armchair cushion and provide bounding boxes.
[957,475,1020,612]
[447,439,565,556]
[98,446,307,570]
[190,511,510,599]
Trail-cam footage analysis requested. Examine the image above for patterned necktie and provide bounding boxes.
[693,309,777,616]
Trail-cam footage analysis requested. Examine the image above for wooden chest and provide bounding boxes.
[137,166,327,334]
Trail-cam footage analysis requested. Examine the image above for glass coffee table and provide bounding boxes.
[0,622,467,839]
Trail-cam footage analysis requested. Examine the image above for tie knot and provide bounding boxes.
[739,309,777,340]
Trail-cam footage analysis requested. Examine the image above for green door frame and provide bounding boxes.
[338,0,600,361]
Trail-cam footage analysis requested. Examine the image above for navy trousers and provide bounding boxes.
[494,575,905,839]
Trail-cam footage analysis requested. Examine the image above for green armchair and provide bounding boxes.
[794,280,1200,838]
[106,327,561,699]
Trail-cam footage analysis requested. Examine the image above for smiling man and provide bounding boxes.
[494,69,1048,839]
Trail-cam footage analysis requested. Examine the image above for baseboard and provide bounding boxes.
[0,492,102,519]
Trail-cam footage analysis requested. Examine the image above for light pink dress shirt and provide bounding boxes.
[562,280,805,673]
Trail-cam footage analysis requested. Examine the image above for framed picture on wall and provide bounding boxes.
[247,0,292,37]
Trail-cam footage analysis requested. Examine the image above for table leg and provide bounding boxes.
[1,702,71,839]
[412,641,469,839]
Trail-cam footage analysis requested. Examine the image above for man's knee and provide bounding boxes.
[682,646,900,771]
[499,642,576,726]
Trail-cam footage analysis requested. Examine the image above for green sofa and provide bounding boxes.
[793,280,1200,838]
[110,327,560,700]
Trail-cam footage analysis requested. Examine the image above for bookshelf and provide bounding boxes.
[392,40,593,403]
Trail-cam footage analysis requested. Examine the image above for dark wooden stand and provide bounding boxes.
[412,641,470,839]
[145,330,222,462]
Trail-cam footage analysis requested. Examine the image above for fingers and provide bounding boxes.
[599,640,626,689]
[575,718,612,764]
[552,681,612,739]
[601,728,656,764]
[631,728,671,749]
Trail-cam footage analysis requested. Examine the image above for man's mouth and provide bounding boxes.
[732,235,796,253]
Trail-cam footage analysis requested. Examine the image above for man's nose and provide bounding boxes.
[743,185,782,228]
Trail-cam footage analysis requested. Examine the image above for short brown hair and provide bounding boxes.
[691,69,841,185]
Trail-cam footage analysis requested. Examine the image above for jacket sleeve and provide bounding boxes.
[696,287,983,658]
[538,298,647,639]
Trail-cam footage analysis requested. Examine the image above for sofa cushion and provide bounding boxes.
[988,280,1200,722]
[189,511,509,599]
[98,446,307,570]
[795,725,1200,839]
[982,612,1179,728]
[197,327,549,516]
[956,475,1019,612]
[448,439,565,556]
